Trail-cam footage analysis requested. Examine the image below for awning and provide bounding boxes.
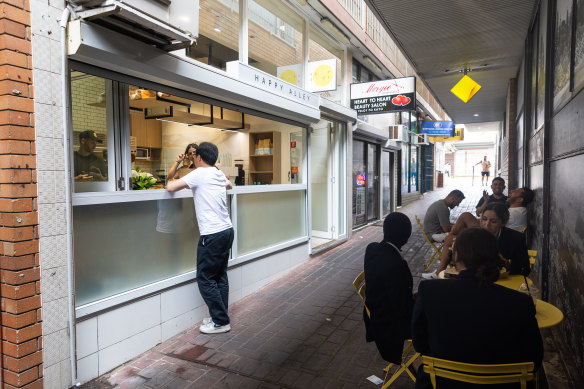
[67,20,321,125]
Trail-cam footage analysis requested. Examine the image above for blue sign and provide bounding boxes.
[421,121,455,137]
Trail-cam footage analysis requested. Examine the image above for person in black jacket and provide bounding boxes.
[363,212,415,364]
[481,203,530,276]
[412,228,543,388]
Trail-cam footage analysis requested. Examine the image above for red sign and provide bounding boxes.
[291,166,298,174]
[290,141,296,148]
[356,174,366,186]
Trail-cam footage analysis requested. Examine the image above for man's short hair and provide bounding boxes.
[447,189,465,200]
[492,177,505,186]
[520,187,534,206]
[196,142,219,165]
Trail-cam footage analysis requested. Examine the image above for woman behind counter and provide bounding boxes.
[412,228,543,388]
[167,143,198,181]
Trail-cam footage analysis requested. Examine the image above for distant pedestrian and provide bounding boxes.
[475,156,491,186]
[166,142,234,334]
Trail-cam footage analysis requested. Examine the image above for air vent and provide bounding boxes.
[71,0,198,51]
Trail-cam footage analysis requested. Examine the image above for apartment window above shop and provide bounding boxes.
[186,0,240,70]
[70,69,305,194]
[309,26,344,104]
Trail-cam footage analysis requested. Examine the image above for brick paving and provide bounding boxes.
[81,178,486,389]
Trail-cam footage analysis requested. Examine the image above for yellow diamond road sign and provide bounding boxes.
[451,75,482,103]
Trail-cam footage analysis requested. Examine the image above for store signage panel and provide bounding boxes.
[429,127,464,142]
[277,59,337,92]
[227,61,319,108]
[421,121,455,137]
[350,76,416,115]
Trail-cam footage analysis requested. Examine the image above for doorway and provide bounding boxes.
[310,119,345,249]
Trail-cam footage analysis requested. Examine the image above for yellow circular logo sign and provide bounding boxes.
[313,64,334,87]
[279,69,298,85]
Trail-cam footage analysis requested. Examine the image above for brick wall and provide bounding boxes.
[0,0,43,388]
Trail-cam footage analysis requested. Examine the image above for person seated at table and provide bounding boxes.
[481,203,531,276]
[364,212,415,365]
[475,177,508,216]
[422,211,479,279]
[423,201,531,278]
[412,228,543,389]
[506,187,534,233]
[423,190,465,243]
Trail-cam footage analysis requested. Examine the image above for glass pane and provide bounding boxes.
[289,131,303,183]
[410,147,418,192]
[309,27,344,103]
[352,140,366,226]
[74,198,200,306]
[126,86,302,188]
[381,150,391,216]
[236,190,306,255]
[336,122,346,235]
[70,71,115,192]
[249,0,304,87]
[367,144,377,220]
[401,144,409,194]
[553,0,573,110]
[187,0,239,70]
[311,123,330,233]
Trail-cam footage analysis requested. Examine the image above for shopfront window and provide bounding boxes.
[309,27,344,103]
[248,0,304,86]
[187,0,240,70]
[70,68,308,307]
[70,72,117,193]
[401,143,409,195]
[410,146,418,192]
[352,140,366,226]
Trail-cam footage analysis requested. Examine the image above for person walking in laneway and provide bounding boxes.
[475,155,491,186]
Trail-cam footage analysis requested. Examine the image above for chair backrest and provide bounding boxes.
[352,271,370,317]
[528,250,537,268]
[415,215,434,245]
[422,356,535,389]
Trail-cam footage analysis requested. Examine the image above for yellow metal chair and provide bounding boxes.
[352,272,419,387]
[414,216,443,271]
[422,356,536,389]
[528,250,537,269]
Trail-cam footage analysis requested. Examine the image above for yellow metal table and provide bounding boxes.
[534,299,564,329]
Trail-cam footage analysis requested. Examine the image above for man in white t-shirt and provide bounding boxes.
[166,142,234,334]
[506,187,534,232]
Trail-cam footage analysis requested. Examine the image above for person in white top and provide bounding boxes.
[505,187,534,233]
[166,142,234,334]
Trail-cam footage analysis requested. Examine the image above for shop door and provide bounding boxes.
[420,144,434,194]
[381,150,394,216]
[367,144,379,222]
[352,140,367,227]
[311,123,334,242]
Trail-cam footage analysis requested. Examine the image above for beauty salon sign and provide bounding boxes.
[350,76,416,114]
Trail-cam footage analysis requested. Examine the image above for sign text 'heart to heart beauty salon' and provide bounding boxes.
[350,76,416,115]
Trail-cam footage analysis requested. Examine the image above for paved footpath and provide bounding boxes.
[81,178,485,389]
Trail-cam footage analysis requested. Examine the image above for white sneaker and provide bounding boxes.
[202,317,212,325]
[200,320,231,334]
[422,272,438,280]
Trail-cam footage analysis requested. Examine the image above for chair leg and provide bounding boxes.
[380,341,419,388]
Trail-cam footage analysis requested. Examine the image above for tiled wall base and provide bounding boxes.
[75,243,309,384]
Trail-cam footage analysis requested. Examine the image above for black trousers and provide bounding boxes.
[196,227,234,326]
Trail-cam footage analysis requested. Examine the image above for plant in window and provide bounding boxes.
[132,166,157,190]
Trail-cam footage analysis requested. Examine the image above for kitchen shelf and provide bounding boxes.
[248,132,281,184]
